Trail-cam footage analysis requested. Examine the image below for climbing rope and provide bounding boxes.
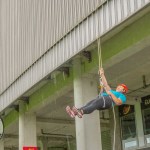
[112,106,116,150]
[97,38,103,94]
[97,37,116,150]
[97,38,102,69]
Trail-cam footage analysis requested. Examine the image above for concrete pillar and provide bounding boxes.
[110,106,122,150]
[19,101,37,150]
[135,101,145,147]
[0,139,4,150]
[73,58,102,150]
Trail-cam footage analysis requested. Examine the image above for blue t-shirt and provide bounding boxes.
[100,90,126,104]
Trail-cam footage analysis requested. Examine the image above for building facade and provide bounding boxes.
[0,0,150,149]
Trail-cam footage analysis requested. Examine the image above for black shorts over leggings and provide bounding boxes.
[80,95,113,114]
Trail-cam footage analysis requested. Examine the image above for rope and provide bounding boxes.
[97,38,103,94]
[97,38,102,69]
[97,37,116,150]
[112,106,116,150]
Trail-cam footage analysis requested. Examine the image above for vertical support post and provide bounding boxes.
[73,57,102,150]
[19,101,37,150]
[135,101,145,147]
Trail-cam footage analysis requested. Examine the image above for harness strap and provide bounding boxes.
[102,96,106,108]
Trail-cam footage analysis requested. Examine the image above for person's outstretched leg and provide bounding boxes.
[66,99,99,118]
[79,96,104,114]
[71,97,103,118]
[81,99,98,107]
[71,99,98,118]
[72,96,112,118]
[66,96,112,118]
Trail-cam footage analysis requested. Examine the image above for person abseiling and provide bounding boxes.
[66,68,128,118]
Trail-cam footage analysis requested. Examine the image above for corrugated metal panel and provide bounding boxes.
[0,0,149,111]
[0,0,105,94]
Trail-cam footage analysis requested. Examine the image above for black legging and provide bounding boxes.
[80,95,113,114]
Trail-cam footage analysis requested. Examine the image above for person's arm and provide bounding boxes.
[99,68,111,91]
[107,91,123,105]
[99,68,123,105]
